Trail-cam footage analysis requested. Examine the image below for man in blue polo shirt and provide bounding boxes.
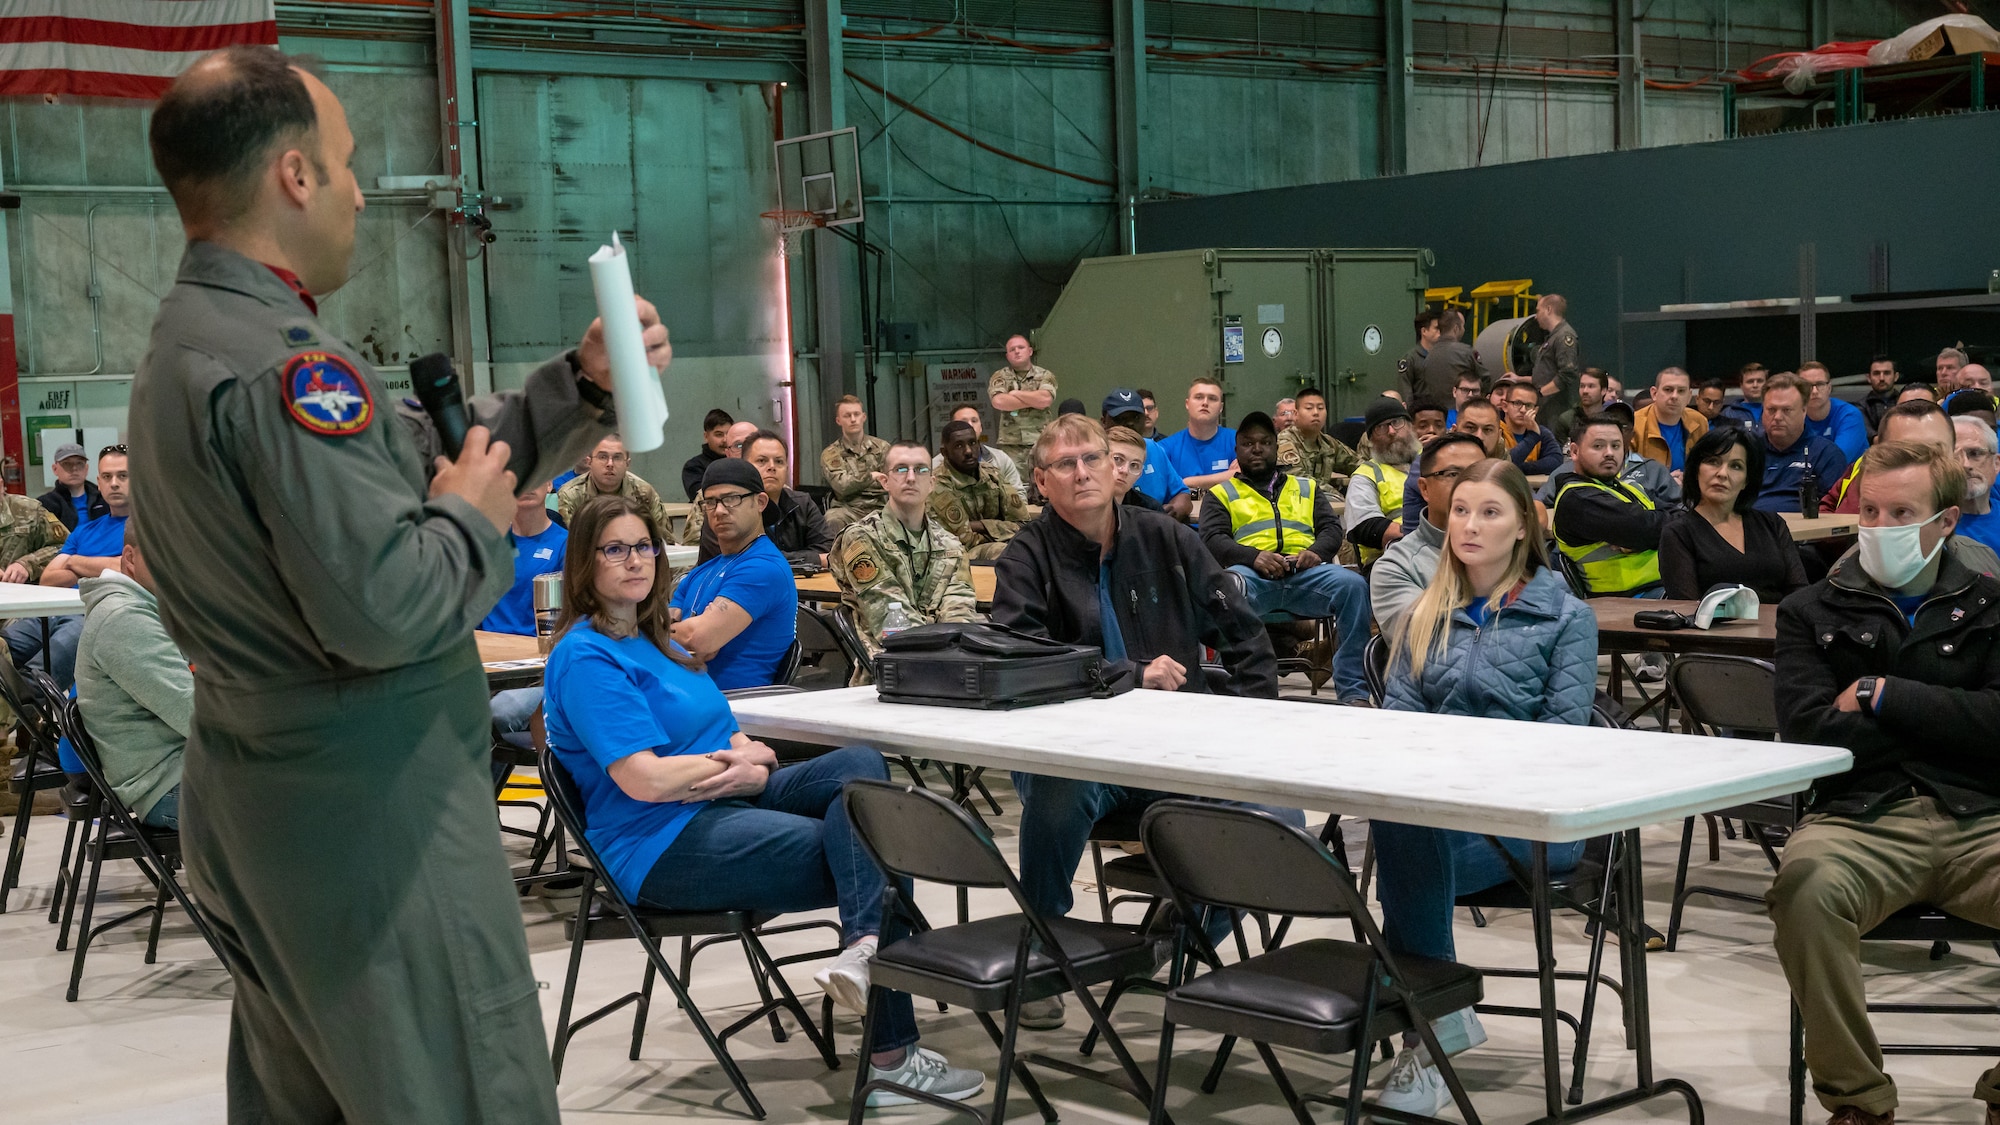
[8,444,130,687]
[1157,377,1237,492]
[669,459,796,690]
[1101,388,1193,520]
[1800,361,1870,463]
[1755,375,1850,513]
[484,481,567,734]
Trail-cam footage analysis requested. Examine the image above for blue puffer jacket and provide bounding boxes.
[1384,566,1598,725]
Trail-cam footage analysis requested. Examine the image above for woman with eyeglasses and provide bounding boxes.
[542,492,985,1107]
[1659,427,1806,602]
[664,460,798,689]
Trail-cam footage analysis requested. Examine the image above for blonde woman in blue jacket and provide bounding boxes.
[1371,458,1600,1114]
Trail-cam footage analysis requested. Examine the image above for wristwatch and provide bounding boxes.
[1854,676,1881,717]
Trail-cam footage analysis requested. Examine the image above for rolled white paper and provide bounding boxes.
[586,231,668,452]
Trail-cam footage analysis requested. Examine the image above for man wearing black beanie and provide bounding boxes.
[666,458,798,689]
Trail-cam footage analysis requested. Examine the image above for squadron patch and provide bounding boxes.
[281,351,374,437]
[1563,334,1576,347]
[850,555,880,584]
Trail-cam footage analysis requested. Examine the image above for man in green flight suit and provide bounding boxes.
[128,48,671,1123]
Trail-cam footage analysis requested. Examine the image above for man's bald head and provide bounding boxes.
[150,46,323,229]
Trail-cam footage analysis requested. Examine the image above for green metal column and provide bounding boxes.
[1384,0,1413,176]
[1112,0,1147,253]
[1615,0,1643,150]
[804,0,850,407]
[434,0,491,391]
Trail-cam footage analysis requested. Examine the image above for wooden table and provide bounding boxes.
[1782,511,1859,542]
[731,687,1849,1125]
[797,567,999,609]
[477,630,545,689]
[1591,597,1778,660]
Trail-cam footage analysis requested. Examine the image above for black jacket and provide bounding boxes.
[37,481,106,532]
[698,486,832,567]
[992,504,1277,697]
[1197,470,1344,568]
[1775,545,2000,817]
[1550,470,1668,553]
[682,447,725,501]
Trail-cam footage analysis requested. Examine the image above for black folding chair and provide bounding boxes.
[38,671,220,1001]
[1788,905,2000,1125]
[1140,801,1485,1125]
[538,746,839,1119]
[840,778,1167,1124]
[1663,655,1793,950]
[0,652,63,914]
[792,604,861,691]
[1362,633,1391,705]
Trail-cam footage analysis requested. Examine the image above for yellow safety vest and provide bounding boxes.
[1353,461,1407,565]
[1554,477,1662,595]
[1211,475,1318,555]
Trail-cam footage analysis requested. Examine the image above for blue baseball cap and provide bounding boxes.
[1101,388,1144,418]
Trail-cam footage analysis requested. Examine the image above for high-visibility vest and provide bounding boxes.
[1554,477,1662,594]
[1352,461,1407,565]
[1211,475,1318,555]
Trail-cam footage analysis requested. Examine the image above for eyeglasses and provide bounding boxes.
[1039,450,1108,476]
[596,539,662,562]
[1960,448,1995,463]
[886,465,932,477]
[589,451,631,464]
[697,492,756,513]
[99,444,127,458]
[1507,399,1538,410]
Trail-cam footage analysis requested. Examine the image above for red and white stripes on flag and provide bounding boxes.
[0,0,277,100]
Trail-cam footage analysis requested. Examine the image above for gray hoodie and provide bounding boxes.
[76,571,190,819]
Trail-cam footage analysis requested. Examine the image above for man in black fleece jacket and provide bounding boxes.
[991,415,1296,1029]
[1770,441,2000,1125]
[1198,411,1372,703]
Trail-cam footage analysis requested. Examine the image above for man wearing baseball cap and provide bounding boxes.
[666,458,799,689]
[38,442,107,532]
[1102,388,1193,520]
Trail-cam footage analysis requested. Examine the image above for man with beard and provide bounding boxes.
[1344,396,1424,567]
[1952,416,2000,557]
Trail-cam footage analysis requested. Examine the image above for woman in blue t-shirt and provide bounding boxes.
[542,494,982,1107]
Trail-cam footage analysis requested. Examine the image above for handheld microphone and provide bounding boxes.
[409,352,469,459]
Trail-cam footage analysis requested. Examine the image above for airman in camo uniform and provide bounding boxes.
[988,334,1057,478]
[0,493,70,583]
[820,394,890,534]
[929,419,1030,562]
[829,441,976,653]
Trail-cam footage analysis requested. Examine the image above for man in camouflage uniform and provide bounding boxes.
[830,440,976,654]
[930,420,1030,562]
[555,433,671,528]
[0,491,70,585]
[820,394,890,534]
[1276,386,1361,492]
[988,333,1056,478]
[1531,292,1581,430]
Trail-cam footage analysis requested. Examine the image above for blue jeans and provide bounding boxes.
[637,746,917,1053]
[489,687,543,734]
[1370,821,1587,962]
[142,783,180,830]
[4,614,83,690]
[1228,562,1372,701]
[1010,772,1305,926]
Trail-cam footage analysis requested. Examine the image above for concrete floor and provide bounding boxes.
[5,775,1996,1124]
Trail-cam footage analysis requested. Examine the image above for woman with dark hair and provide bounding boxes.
[1660,427,1806,602]
[1368,459,1599,1114]
[541,494,983,1107]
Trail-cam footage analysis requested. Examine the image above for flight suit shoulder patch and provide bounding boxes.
[281,351,375,437]
[850,554,880,584]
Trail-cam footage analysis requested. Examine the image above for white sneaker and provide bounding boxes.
[1375,1048,1447,1117]
[815,939,877,1016]
[865,1046,986,1107]
[1429,1006,1488,1057]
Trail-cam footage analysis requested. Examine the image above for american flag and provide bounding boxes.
[0,0,277,100]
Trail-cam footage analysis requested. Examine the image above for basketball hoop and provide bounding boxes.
[762,209,824,259]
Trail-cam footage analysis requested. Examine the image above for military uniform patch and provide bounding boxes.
[281,324,320,348]
[850,555,880,584]
[282,351,374,437]
[1563,334,1576,347]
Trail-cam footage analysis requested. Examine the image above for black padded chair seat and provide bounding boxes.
[873,913,1164,1010]
[1100,851,1162,896]
[1088,804,1148,841]
[9,748,62,793]
[1866,904,2000,942]
[564,895,778,942]
[1166,938,1482,1055]
[95,818,179,857]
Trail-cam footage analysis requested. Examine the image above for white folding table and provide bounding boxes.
[0,583,82,913]
[732,687,1852,1124]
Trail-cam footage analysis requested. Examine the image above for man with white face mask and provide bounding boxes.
[1770,438,2000,1125]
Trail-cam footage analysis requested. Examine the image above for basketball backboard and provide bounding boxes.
[773,127,863,227]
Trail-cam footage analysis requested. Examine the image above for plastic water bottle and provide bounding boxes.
[881,601,912,637]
